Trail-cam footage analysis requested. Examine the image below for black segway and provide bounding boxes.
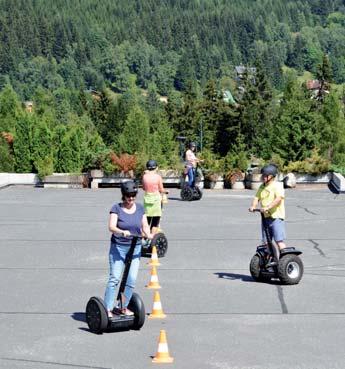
[180,166,203,201]
[249,209,304,285]
[86,236,145,334]
[141,192,169,258]
[141,232,168,258]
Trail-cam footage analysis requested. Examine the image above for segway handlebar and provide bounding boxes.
[251,208,265,214]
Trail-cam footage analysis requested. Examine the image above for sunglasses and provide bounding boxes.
[125,193,137,198]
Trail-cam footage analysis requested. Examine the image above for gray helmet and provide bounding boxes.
[261,164,278,177]
[189,141,196,149]
[146,159,158,170]
[120,180,138,196]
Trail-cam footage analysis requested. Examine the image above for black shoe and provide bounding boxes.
[266,260,278,268]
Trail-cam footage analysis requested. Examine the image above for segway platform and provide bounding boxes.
[86,236,146,334]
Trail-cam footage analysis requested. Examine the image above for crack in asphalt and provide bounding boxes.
[276,286,288,314]
[309,239,326,257]
[0,357,111,369]
[297,205,318,215]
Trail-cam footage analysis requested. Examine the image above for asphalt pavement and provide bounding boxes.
[0,186,344,369]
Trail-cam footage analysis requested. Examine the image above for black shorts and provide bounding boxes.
[147,216,160,228]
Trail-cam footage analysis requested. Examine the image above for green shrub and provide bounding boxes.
[35,156,54,180]
[284,149,330,175]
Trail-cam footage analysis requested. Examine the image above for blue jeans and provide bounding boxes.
[104,241,141,311]
[187,166,195,187]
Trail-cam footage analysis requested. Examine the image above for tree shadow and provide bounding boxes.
[214,272,254,282]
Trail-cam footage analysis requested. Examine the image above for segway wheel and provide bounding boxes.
[278,254,304,285]
[180,185,194,201]
[249,255,271,282]
[193,187,203,200]
[151,232,168,257]
[128,292,145,330]
[86,297,108,334]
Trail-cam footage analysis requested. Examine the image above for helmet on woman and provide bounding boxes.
[261,164,278,177]
[146,159,158,170]
[189,141,196,149]
[120,180,138,196]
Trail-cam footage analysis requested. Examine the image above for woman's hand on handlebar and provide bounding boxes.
[122,230,131,237]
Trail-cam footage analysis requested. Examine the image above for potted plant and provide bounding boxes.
[201,150,224,189]
[224,150,248,190]
[225,169,245,189]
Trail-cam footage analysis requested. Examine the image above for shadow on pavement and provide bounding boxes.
[214,272,254,282]
[71,312,86,322]
[167,196,182,201]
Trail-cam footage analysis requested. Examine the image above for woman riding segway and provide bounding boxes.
[141,160,169,257]
[180,142,203,201]
[86,180,153,333]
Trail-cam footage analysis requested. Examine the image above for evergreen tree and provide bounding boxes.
[272,77,319,162]
[57,125,86,173]
[0,134,14,172]
[238,64,274,158]
[31,118,53,172]
[13,114,33,172]
[117,105,150,155]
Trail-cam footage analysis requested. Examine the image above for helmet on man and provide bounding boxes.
[146,159,158,171]
[120,180,138,196]
[261,164,278,177]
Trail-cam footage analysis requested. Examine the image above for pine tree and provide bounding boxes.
[272,77,319,162]
[13,114,33,173]
[117,105,150,155]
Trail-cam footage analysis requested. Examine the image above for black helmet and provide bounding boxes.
[189,141,196,149]
[261,164,278,177]
[146,159,158,170]
[120,180,138,196]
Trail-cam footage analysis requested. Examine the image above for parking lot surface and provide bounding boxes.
[0,186,344,369]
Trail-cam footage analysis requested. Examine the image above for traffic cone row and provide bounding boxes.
[146,244,173,363]
[148,245,160,266]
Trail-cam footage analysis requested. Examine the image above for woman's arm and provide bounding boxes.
[108,213,130,237]
[142,215,153,239]
[158,176,167,194]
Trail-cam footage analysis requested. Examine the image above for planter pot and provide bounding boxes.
[90,169,104,178]
[294,172,331,183]
[246,173,262,190]
[231,180,245,190]
[204,176,224,189]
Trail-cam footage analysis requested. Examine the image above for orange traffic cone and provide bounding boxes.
[148,245,161,266]
[146,266,161,289]
[152,330,174,363]
[149,291,166,319]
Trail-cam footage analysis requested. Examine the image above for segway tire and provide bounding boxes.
[278,254,304,285]
[194,187,203,200]
[86,297,108,334]
[151,232,168,257]
[128,292,145,330]
[180,185,194,201]
[249,255,271,282]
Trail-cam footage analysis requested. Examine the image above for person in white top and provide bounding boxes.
[184,142,202,187]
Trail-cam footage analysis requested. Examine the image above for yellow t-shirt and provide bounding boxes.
[255,180,285,219]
